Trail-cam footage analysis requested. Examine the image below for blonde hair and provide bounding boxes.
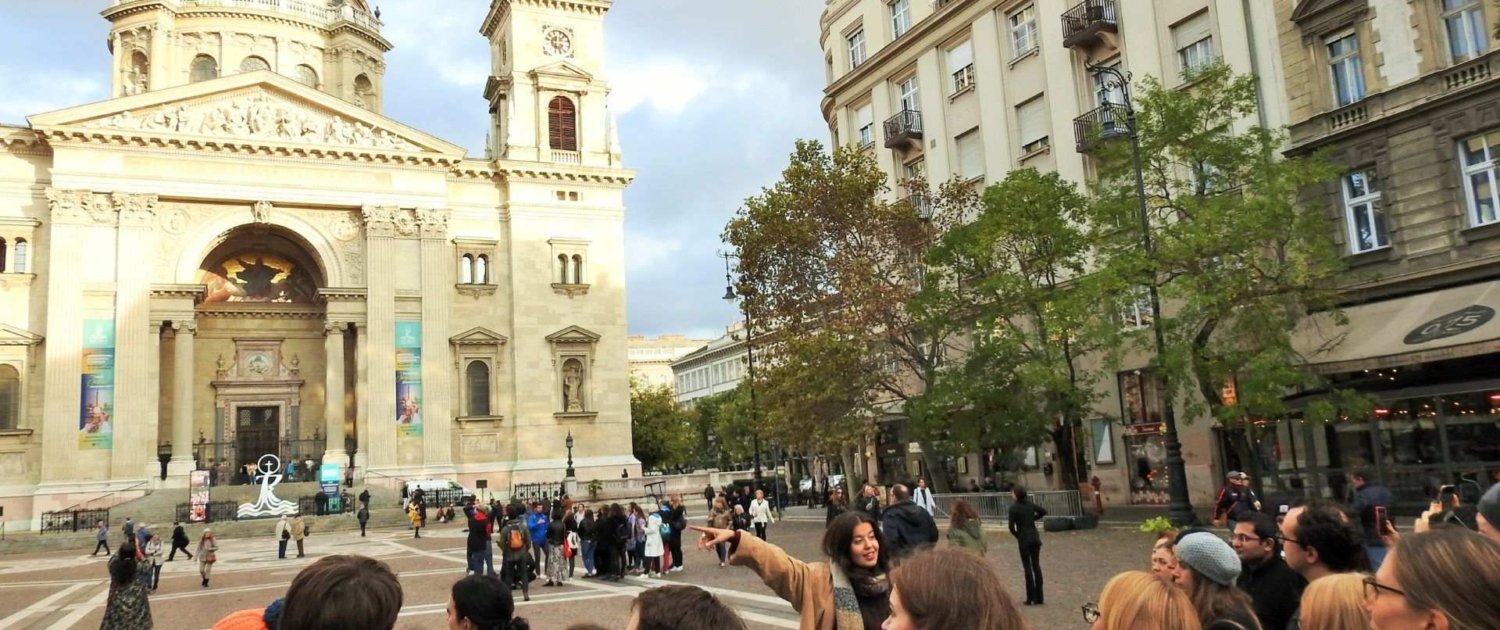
[1099,571,1201,630]
[1298,573,1370,630]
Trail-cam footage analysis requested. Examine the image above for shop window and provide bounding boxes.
[0,364,18,430]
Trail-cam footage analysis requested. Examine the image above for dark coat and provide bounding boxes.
[1237,555,1306,630]
[1352,482,1395,547]
[880,499,939,557]
[1008,498,1047,547]
[825,501,847,526]
[1215,485,1259,522]
[171,525,189,546]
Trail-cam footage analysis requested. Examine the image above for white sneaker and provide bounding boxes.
[671,566,684,573]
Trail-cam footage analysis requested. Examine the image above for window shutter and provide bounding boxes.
[956,129,984,181]
[1017,97,1049,146]
[947,40,973,71]
[1173,11,1212,50]
[856,105,873,129]
[548,97,578,151]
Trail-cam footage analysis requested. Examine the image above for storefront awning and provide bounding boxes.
[1296,280,1500,374]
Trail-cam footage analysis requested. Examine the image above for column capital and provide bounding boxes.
[417,208,450,240]
[45,188,116,226]
[171,320,198,335]
[112,193,160,227]
[362,205,415,239]
[324,320,349,336]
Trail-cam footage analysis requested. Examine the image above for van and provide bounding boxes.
[402,479,471,505]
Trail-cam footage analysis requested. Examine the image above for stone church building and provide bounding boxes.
[0,0,637,528]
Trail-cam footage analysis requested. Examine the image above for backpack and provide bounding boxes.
[615,520,630,544]
[506,526,525,551]
[659,516,672,537]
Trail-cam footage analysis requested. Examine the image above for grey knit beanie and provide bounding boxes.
[1175,532,1242,586]
[1479,484,1500,532]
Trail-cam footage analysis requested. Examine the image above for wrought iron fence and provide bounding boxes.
[1072,103,1131,153]
[1061,0,1117,44]
[40,508,110,534]
[194,438,328,485]
[176,501,238,524]
[931,490,1083,519]
[510,482,565,504]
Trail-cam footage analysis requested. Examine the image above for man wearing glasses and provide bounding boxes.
[1278,502,1367,630]
[1232,513,1305,630]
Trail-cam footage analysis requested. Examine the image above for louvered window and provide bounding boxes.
[548,96,578,152]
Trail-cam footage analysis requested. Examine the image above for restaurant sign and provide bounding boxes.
[1403,305,1494,345]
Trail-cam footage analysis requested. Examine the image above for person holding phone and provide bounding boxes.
[1350,469,1394,571]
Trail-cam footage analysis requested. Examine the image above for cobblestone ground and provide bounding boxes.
[0,511,1154,630]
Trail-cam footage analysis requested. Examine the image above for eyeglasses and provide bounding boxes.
[1231,534,1267,544]
[1274,532,1301,546]
[1363,576,1406,600]
[1082,602,1100,623]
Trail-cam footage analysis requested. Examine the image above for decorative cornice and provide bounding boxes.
[151,283,207,300]
[318,287,367,302]
[496,161,635,185]
[481,0,612,38]
[450,326,509,346]
[45,189,116,226]
[112,192,159,227]
[0,274,37,291]
[36,128,459,169]
[552,411,599,422]
[551,283,590,298]
[0,323,43,345]
[196,304,325,319]
[456,284,499,299]
[545,324,601,344]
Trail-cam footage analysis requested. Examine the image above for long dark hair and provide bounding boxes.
[282,555,403,630]
[451,575,531,630]
[1185,566,1261,630]
[949,499,979,531]
[822,511,891,578]
[109,542,138,585]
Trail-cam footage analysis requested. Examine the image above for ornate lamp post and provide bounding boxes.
[565,431,576,479]
[720,252,763,483]
[1088,61,1195,526]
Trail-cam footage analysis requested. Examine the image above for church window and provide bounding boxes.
[12,239,25,273]
[294,64,319,88]
[354,74,376,109]
[190,54,219,83]
[0,364,19,431]
[548,96,578,152]
[571,255,583,285]
[476,255,489,284]
[460,254,474,284]
[466,360,491,416]
[558,254,570,284]
[240,56,272,74]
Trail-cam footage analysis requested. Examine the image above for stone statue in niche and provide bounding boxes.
[562,360,584,413]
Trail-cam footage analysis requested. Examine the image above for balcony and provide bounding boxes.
[550,149,581,165]
[1061,0,1117,49]
[111,0,384,34]
[1072,103,1130,153]
[883,110,923,149]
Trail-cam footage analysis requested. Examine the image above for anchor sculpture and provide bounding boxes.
[237,454,299,518]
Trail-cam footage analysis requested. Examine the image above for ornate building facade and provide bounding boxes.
[0,0,636,529]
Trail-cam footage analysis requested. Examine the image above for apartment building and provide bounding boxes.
[818,0,1287,506]
[670,321,751,407]
[1264,0,1500,509]
[628,334,714,391]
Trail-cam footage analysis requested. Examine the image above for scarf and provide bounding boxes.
[829,561,890,630]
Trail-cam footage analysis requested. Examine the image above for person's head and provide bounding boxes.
[755,489,764,500]
[949,499,979,531]
[110,541,139,584]
[625,584,746,630]
[1351,469,1372,489]
[151,533,160,542]
[823,511,890,575]
[1151,537,1178,580]
[1091,571,1199,630]
[1298,573,1370,630]
[96,520,104,527]
[1012,485,1028,502]
[1172,532,1242,590]
[1226,471,1248,487]
[1366,527,1500,630]
[917,478,927,489]
[282,555,403,630]
[447,575,529,630]
[733,504,745,515]
[882,548,1025,630]
[891,484,910,502]
[202,528,214,540]
[533,502,544,513]
[1232,514,1279,565]
[863,484,877,497]
[713,497,726,510]
[1282,503,1365,577]
[1477,484,1500,543]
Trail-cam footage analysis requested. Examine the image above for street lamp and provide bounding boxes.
[721,251,764,483]
[565,431,576,479]
[1088,61,1196,527]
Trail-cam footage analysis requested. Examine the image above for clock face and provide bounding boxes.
[544,28,572,57]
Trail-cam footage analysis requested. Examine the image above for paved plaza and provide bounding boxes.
[0,513,1154,630]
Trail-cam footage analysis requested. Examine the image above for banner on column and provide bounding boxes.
[395,321,423,438]
[78,318,115,450]
[189,470,211,523]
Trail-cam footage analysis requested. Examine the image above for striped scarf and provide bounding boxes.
[829,562,888,630]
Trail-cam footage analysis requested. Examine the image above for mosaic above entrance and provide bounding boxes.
[199,252,318,303]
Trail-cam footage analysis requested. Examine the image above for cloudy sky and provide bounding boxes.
[0,0,830,340]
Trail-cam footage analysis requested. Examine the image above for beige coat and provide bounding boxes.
[730,534,838,630]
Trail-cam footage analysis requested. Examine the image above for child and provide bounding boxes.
[643,505,665,577]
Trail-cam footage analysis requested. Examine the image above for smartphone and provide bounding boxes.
[1375,506,1390,535]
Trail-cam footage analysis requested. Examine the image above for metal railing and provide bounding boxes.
[883,110,923,148]
[40,508,111,535]
[1073,103,1131,153]
[1061,0,1117,47]
[511,482,566,504]
[176,501,238,524]
[195,438,327,484]
[931,490,1083,519]
[113,0,383,33]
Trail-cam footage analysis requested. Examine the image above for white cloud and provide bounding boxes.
[0,65,106,124]
[624,231,685,275]
[610,59,787,118]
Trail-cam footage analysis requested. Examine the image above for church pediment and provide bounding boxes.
[545,325,601,344]
[1290,0,1353,23]
[450,327,509,346]
[0,324,43,346]
[27,71,466,164]
[529,60,596,90]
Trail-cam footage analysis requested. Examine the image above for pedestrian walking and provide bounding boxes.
[708,497,733,566]
[1213,471,1259,532]
[912,478,936,515]
[543,506,568,586]
[858,484,882,520]
[168,521,192,561]
[121,517,135,547]
[93,520,111,556]
[196,529,218,588]
[1008,485,1047,606]
[667,494,688,572]
[358,503,370,537]
[275,515,292,559]
[881,484,939,558]
[134,522,151,552]
[358,488,371,511]
[945,499,988,556]
[101,542,152,630]
[644,505,665,577]
[732,504,752,534]
[497,508,533,601]
[825,488,848,526]
[526,502,549,575]
[1350,468,1394,571]
[703,484,716,512]
[749,490,775,542]
[291,514,307,558]
[144,534,164,591]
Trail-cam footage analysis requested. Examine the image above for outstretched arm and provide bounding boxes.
[691,525,817,612]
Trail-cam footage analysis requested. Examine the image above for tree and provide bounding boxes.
[630,383,696,472]
[723,140,973,491]
[912,168,1117,488]
[690,385,757,469]
[1089,63,1361,484]
[753,330,882,488]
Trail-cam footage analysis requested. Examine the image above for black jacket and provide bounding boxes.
[825,502,848,526]
[881,499,938,557]
[1237,555,1306,630]
[1008,499,1047,546]
[1352,482,1395,547]
[858,495,882,519]
[1215,486,1258,522]
[172,525,188,545]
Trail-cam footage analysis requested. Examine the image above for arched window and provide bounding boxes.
[558,254,569,284]
[0,364,19,431]
[571,254,583,284]
[548,96,577,152]
[476,255,488,284]
[190,54,219,83]
[12,239,26,273]
[240,56,271,74]
[354,74,376,109]
[466,360,491,416]
[460,254,474,284]
[293,64,318,88]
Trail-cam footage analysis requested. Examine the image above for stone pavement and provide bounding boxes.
[0,514,1164,630]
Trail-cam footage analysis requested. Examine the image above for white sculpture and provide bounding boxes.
[82,94,420,151]
[237,454,299,518]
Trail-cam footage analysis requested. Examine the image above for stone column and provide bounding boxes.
[361,207,398,470]
[323,320,348,467]
[353,322,370,474]
[112,193,159,482]
[418,209,454,472]
[167,320,197,479]
[38,190,94,485]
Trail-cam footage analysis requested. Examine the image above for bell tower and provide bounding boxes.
[480,0,620,166]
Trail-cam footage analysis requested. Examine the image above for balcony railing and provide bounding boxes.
[1061,0,1117,49]
[550,149,581,165]
[902,191,934,220]
[883,110,923,149]
[112,0,383,34]
[1072,103,1131,153]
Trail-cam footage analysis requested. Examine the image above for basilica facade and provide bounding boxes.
[0,0,637,528]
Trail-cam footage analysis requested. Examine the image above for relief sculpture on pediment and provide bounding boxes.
[81,94,418,151]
